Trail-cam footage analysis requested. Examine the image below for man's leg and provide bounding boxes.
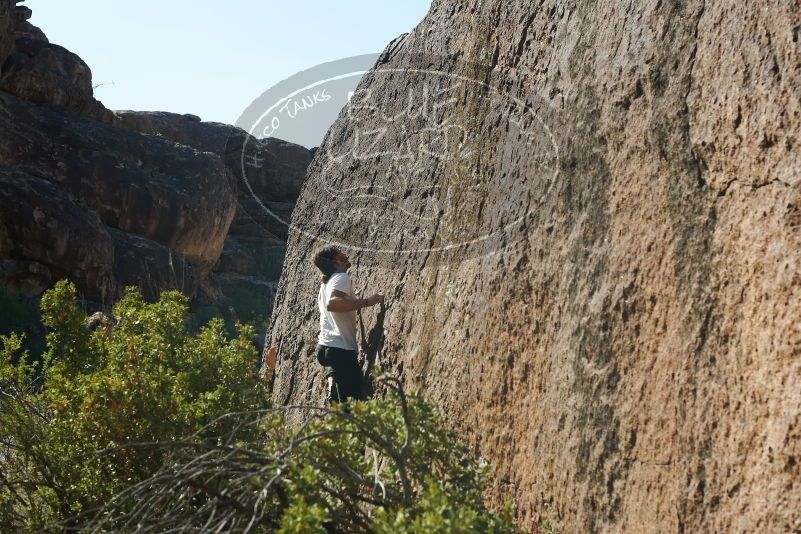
[320,346,364,405]
[333,349,364,402]
[317,345,339,405]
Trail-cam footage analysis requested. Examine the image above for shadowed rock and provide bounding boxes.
[115,110,312,201]
[1,38,114,122]
[109,227,199,302]
[10,4,46,42]
[114,110,312,336]
[0,90,237,270]
[14,20,47,42]
[0,166,114,301]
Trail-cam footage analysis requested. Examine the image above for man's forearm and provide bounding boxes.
[326,297,366,312]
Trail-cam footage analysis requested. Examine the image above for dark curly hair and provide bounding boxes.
[312,245,341,283]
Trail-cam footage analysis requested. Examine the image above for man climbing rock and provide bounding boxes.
[313,244,383,404]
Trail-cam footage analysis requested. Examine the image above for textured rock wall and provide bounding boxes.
[0,165,115,298]
[0,3,311,330]
[0,91,235,272]
[115,110,312,339]
[268,0,801,531]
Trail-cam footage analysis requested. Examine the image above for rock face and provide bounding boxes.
[115,111,312,202]
[0,165,115,299]
[0,2,312,337]
[115,110,312,338]
[1,38,114,122]
[0,91,236,271]
[268,0,801,532]
[0,87,232,302]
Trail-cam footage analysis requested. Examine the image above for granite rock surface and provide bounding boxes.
[267,0,801,531]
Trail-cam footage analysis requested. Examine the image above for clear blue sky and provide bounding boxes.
[26,1,432,126]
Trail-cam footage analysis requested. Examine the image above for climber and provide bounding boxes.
[313,244,384,405]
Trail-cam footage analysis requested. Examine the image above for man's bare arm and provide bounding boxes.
[327,290,384,312]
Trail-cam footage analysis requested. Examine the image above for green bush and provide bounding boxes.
[0,281,517,533]
[86,377,517,533]
[0,280,267,531]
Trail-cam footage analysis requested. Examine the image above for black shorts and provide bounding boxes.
[316,344,364,402]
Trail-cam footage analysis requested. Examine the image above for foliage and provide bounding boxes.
[0,280,267,532]
[538,516,556,533]
[1,280,517,533]
[85,376,517,533]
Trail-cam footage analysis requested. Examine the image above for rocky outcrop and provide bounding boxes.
[115,110,312,338]
[0,90,236,270]
[0,3,111,122]
[115,111,312,201]
[1,38,114,122]
[0,3,310,329]
[0,165,114,300]
[268,0,801,532]
[0,88,230,303]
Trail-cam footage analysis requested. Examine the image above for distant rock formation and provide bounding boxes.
[114,111,311,202]
[1,37,115,122]
[114,110,312,337]
[267,0,801,532]
[0,1,111,122]
[0,1,312,344]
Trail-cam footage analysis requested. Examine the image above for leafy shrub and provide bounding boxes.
[84,377,517,533]
[0,280,267,531]
[0,281,517,533]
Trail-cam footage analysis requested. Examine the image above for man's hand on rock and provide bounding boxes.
[364,294,384,307]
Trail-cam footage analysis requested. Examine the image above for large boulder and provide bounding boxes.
[114,110,311,337]
[267,0,801,532]
[0,169,201,305]
[0,91,237,270]
[109,228,198,301]
[0,37,114,122]
[115,111,312,201]
[0,166,114,300]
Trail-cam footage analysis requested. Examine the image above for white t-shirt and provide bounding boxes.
[317,272,358,351]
